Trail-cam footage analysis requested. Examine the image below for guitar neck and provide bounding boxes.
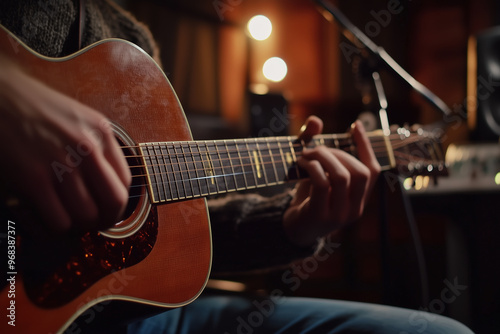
[137,130,395,203]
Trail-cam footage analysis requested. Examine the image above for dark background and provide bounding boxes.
[120,1,500,332]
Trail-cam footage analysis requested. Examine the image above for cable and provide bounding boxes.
[398,177,430,306]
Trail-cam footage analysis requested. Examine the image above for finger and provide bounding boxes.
[292,157,333,241]
[296,158,330,213]
[330,149,371,220]
[351,120,381,190]
[28,169,72,232]
[290,178,312,206]
[55,166,99,230]
[83,149,129,230]
[298,115,323,143]
[7,154,73,232]
[97,118,132,189]
[300,147,351,222]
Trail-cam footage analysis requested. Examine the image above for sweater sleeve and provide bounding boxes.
[207,190,319,274]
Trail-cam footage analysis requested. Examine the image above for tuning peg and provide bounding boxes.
[396,127,411,138]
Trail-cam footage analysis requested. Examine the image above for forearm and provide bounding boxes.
[208,191,319,274]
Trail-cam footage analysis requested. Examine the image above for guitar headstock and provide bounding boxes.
[389,125,448,178]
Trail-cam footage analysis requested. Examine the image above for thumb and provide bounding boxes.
[298,115,323,143]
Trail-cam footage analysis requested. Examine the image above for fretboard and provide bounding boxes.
[138,131,395,203]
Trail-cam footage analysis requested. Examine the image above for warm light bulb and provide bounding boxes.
[247,15,272,41]
[263,57,287,82]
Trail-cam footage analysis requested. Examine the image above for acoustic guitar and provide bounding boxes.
[0,24,447,333]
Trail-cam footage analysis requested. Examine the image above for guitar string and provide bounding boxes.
[125,156,441,202]
[119,135,429,166]
[124,143,392,170]
[124,149,394,182]
[124,151,441,201]
[135,144,322,198]
[120,136,435,187]
[116,134,407,153]
[122,146,387,191]
[121,134,431,179]
[123,150,400,197]
[115,131,432,151]
[115,135,439,199]
[120,135,396,165]
[128,151,435,190]
[121,140,395,181]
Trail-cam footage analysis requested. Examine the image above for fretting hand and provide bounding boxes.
[283,116,381,247]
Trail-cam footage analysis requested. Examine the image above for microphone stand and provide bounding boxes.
[313,0,435,307]
[313,0,452,120]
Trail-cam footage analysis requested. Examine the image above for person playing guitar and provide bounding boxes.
[0,1,472,333]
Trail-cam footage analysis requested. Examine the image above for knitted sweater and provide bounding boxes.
[0,0,159,60]
[0,0,316,274]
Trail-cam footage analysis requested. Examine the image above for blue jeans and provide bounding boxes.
[128,294,473,333]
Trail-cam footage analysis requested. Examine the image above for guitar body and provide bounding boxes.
[0,26,212,333]
[0,21,449,334]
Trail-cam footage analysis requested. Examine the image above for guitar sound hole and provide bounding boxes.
[22,128,159,309]
[99,135,151,238]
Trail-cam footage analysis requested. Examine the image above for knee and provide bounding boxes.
[389,309,473,334]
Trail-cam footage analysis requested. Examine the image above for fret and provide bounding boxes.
[312,137,320,150]
[276,138,291,182]
[363,131,392,170]
[255,139,271,186]
[149,144,165,202]
[163,143,182,200]
[334,135,340,150]
[320,136,334,151]
[245,139,259,184]
[155,143,171,202]
[239,140,257,188]
[225,140,246,190]
[174,143,193,198]
[287,137,301,180]
[193,142,210,196]
[212,141,229,192]
[247,138,267,187]
[321,134,341,151]
[218,140,237,192]
[312,137,321,148]
[139,144,158,202]
[146,145,160,201]
[257,138,278,186]
[203,141,219,195]
[380,130,396,170]
[185,142,202,197]
[233,140,250,189]
[266,138,281,183]
[225,140,243,190]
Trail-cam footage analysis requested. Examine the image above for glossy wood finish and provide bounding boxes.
[0,25,212,334]
[0,23,447,334]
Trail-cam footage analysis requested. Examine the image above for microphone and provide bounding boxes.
[313,0,452,118]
